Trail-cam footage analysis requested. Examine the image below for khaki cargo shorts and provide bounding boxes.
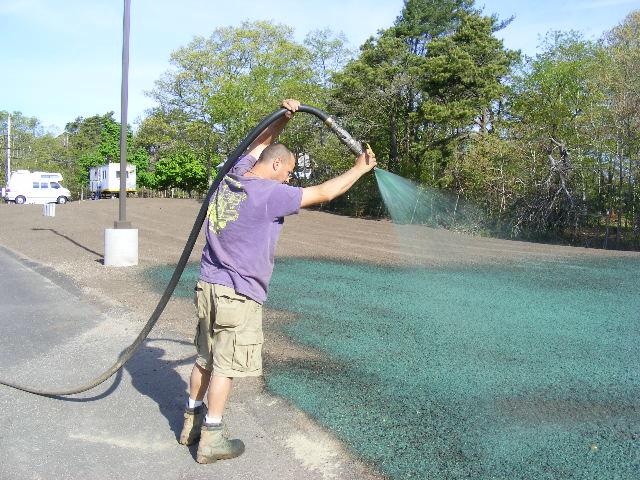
[193,280,264,378]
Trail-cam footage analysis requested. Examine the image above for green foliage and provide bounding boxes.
[332,2,516,190]
[420,12,515,128]
[1,111,46,183]
[70,114,153,189]
[66,113,115,190]
[328,5,639,247]
[304,28,353,89]
[154,150,207,194]
[147,20,339,185]
[5,4,640,248]
[598,11,640,247]
[506,33,611,238]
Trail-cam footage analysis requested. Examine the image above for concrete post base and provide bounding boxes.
[104,228,138,267]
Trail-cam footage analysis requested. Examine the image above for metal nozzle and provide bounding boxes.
[325,117,364,157]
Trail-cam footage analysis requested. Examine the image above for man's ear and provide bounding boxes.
[272,157,281,171]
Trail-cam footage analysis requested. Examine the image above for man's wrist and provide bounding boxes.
[352,165,369,176]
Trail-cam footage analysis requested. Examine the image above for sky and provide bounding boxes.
[1,0,639,133]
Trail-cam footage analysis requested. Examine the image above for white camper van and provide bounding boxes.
[89,163,136,199]
[4,170,71,205]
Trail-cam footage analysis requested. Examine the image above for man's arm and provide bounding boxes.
[301,147,376,208]
[245,99,300,159]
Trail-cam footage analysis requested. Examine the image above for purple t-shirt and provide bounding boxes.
[199,154,302,303]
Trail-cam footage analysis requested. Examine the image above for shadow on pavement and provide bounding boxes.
[27,337,198,459]
[126,338,195,446]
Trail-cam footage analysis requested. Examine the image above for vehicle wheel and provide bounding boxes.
[57,196,68,204]
[15,196,26,205]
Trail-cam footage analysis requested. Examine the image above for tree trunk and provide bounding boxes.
[390,116,398,166]
[479,110,487,133]
[616,142,623,248]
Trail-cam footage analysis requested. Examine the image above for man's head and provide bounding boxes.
[256,143,296,183]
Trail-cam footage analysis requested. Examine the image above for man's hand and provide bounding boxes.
[301,145,377,208]
[355,145,377,173]
[246,99,300,158]
[281,99,300,118]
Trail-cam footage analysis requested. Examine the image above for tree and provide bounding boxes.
[66,113,117,188]
[304,29,353,90]
[0,111,72,188]
[154,150,207,195]
[1,111,44,179]
[420,11,516,185]
[148,21,321,183]
[600,10,640,246]
[507,32,607,240]
[331,1,515,216]
[69,113,153,189]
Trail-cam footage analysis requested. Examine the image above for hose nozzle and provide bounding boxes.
[324,117,364,158]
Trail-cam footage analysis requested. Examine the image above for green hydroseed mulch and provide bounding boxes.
[146,256,639,479]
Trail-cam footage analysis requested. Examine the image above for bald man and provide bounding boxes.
[179,99,376,464]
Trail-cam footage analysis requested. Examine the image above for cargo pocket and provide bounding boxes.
[194,283,207,319]
[232,330,264,372]
[193,322,201,349]
[214,289,247,328]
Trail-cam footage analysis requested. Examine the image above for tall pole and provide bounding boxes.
[115,0,131,229]
[5,113,10,186]
[104,0,137,267]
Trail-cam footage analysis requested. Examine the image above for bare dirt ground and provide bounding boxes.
[1,198,634,329]
[1,198,634,338]
[1,198,638,477]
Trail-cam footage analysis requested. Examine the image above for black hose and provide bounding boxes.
[0,105,361,398]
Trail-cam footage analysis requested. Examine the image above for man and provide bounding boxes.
[179,99,376,464]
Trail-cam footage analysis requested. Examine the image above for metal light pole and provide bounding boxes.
[5,113,10,186]
[115,0,131,229]
[104,0,138,267]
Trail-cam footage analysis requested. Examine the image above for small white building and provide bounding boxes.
[89,163,136,199]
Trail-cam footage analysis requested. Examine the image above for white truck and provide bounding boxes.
[89,163,136,199]
[4,170,71,205]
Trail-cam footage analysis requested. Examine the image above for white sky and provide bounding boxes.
[1,0,639,133]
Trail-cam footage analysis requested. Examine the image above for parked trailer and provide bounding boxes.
[89,163,136,199]
[4,170,71,205]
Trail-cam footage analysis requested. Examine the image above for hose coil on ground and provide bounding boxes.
[0,105,361,398]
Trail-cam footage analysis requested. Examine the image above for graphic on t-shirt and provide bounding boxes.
[207,178,247,235]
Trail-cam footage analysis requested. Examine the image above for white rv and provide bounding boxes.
[89,163,136,199]
[4,170,71,205]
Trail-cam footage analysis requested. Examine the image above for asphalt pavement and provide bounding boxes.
[0,247,372,480]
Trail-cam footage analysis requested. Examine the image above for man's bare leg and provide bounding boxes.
[189,363,211,401]
[206,375,233,422]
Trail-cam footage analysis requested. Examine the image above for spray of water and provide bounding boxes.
[374,168,485,233]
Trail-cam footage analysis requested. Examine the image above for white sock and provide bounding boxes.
[187,398,203,409]
[205,414,222,425]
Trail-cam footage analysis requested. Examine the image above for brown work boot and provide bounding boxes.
[195,423,245,464]
[178,404,206,446]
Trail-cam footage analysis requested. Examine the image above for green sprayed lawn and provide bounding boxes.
[146,256,640,479]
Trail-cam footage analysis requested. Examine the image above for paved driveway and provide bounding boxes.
[0,247,371,479]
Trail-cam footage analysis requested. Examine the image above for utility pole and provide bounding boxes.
[104,0,137,267]
[5,113,10,185]
[115,0,131,229]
